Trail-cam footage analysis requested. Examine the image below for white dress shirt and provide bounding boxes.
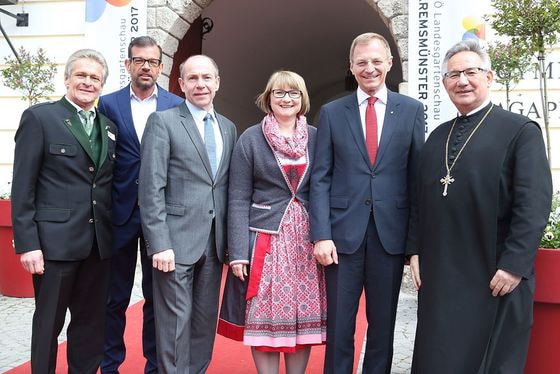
[356,85,388,144]
[130,85,158,142]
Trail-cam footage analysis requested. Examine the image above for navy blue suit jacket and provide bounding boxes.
[98,84,183,248]
[310,90,425,255]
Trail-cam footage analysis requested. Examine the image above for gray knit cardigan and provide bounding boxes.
[227,122,317,263]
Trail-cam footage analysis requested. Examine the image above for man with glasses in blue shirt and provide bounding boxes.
[409,39,552,373]
[97,36,183,374]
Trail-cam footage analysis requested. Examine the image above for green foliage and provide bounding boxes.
[487,0,560,54]
[486,0,560,165]
[541,192,560,249]
[487,41,531,92]
[1,47,57,107]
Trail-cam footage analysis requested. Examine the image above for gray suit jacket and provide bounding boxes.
[138,102,237,265]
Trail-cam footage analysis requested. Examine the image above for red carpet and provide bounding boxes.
[7,268,367,373]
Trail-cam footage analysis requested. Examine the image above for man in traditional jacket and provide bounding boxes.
[12,49,116,373]
[409,39,552,373]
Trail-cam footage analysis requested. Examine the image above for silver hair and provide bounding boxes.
[441,39,491,77]
[64,49,109,85]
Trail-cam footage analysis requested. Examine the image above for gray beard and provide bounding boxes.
[134,77,155,91]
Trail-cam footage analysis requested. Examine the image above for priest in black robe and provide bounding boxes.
[408,39,552,374]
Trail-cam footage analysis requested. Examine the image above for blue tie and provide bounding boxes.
[204,113,217,177]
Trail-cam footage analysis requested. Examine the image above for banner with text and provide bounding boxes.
[84,0,147,93]
[408,0,490,134]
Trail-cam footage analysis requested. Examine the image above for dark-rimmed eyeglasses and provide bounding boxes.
[272,89,302,99]
[131,57,161,68]
[444,67,487,81]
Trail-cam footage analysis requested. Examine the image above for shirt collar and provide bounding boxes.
[65,95,97,119]
[129,84,159,101]
[356,84,388,106]
[464,97,491,117]
[185,100,216,122]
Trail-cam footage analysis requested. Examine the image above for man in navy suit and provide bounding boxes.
[97,36,183,373]
[310,32,425,374]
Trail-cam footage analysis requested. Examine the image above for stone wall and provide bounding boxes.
[146,0,411,87]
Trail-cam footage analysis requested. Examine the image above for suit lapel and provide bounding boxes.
[344,94,371,167]
[59,98,96,163]
[97,114,109,167]
[215,113,231,180]
[156,86,170,112]
[178,103,214,179]
[375,91,400,168]
[117,87,139,149]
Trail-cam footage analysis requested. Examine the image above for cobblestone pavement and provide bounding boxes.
[0,265,417,373]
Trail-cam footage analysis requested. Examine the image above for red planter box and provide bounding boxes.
[0,199,34,297]
[525,248,560,374]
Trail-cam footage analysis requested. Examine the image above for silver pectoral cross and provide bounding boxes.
[440,173,455,197]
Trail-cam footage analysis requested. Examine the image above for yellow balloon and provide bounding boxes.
[462,16,480,31]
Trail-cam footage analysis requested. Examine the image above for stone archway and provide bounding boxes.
[147,0,410,89]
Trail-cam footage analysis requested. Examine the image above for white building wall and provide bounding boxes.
[0,0,87,183]
[1,0,559,190]
[490,46,560,187]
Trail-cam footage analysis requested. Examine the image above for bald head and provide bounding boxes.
[178,54,221,111]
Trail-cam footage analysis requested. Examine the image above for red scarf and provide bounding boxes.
[262,113,308,159]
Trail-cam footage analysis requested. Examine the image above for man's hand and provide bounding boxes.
[20,250,44,275]
[152,249,175,272]
[409,255,421,290]
[231,263,248,281]
[313,240,338,266]
[489,269,521,297]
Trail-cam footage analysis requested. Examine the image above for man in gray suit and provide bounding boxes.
[139,54,236,373]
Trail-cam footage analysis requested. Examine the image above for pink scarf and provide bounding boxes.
[262,113,308,159]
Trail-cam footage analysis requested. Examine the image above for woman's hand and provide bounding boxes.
[231,263,248,281]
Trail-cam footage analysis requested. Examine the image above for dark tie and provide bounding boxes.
[366,96,378,166]
[204,113,217,177]
[79,110,93,136]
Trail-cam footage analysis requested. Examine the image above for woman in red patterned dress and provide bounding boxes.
[218,71,327,373]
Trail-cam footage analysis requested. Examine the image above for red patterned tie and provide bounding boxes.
[366,96,378,166]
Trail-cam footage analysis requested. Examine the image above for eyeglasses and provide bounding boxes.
[131,57,161,68]
[444,67,488,81]
[272,89,302,99]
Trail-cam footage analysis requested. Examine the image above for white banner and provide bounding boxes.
[408,0,491,134]
[84,0,147,93]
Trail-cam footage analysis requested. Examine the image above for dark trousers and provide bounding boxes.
[101,225,156,374]
[324,215,404,374]
[31,246,110,374]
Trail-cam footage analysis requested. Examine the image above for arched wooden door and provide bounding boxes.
[168,16,203,97]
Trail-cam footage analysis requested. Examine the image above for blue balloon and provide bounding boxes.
[462,31,479,40]
[86,0,106,22]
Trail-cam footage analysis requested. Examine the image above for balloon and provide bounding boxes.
[106,0,131,6]
[462,16,481,31]
[462,31,479,40]
[85,0,106,22]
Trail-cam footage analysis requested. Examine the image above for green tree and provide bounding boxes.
[486,0,560,165]
[487,41,531,108]
[1,47,57,107]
